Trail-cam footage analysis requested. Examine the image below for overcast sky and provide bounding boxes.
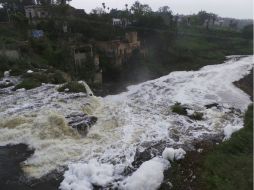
[70,0,253,19]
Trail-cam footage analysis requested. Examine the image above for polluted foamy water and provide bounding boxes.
[0,56,253,189]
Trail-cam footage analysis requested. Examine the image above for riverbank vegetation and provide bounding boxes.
[171,103,187,115]
[197,72,253,190]
[58,81,87,93]
[13,70,67,90]
[201,104,253,190]
[163,70,253,190]
[162,103,253,190]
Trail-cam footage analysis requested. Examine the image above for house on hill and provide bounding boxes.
[24,5,49,22]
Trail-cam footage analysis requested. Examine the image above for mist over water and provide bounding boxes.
[0,56,253,189]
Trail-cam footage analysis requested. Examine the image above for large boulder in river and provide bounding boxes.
[66,113,97,135]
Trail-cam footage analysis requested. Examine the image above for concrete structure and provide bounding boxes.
[24,5,49,22]
[112,18,121,26]
[96,32,141,66]
[72,44,102,84]
[72,45,93,67]
[93,70,103,84]
[112,18,129,28]
[71,32,140,83]
[63,23,68,33]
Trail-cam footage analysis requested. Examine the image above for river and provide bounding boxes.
[0,55,253,190]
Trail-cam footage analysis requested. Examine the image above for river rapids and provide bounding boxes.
[0,56,253,190]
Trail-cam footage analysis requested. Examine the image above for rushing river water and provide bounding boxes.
[0,55,253,190]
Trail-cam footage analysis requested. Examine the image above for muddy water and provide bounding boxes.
[0,144,61,190]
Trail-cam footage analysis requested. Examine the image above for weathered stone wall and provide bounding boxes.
[0,50,19,60]
[125,32,138,43]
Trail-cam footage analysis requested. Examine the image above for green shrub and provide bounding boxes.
[58,81,87,93]
[49,70,67,84]
[23,72,48,82]
[0,55,9,72]
[171,102,187,115]
[13,79,41,90]
[242,24,253,39]
[23,70,67,85]
[10,65,26,76]
[0,56,32,76]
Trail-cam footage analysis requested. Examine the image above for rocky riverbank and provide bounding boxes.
[161,70,253,190]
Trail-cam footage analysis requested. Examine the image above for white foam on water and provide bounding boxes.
[223,124,243,140]
[0,56,253,188]
[60,159,115,190]
[120,157,169,190]
[162,148,186,161]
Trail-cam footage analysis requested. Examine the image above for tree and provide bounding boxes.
[0,0,23,11]
[102,2,106,10]
[229,19,238,30]
[0,8,8,21]
[10,12,28,36]
[157,6,173,26]
[209,13,217,25]
[110,9,121,17]
[91,7,105,15]
[22,0,36,6]
[197,10,209,25]
[158,6,172,14]
[131,1,152,16]
[242,24,253,39]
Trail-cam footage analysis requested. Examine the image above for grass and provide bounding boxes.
[13,70,67,90]
[171,103,188,115]
[234,69,253,100]
[13,79,41,90]
[201,104,253,190]
[23,70,67,84]
[58,81,87,93]
[171,103,204,120]
[144,26,252,79]
[172,33,252,69]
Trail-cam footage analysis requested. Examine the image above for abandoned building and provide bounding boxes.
[112,18,130,28]
[24,5,49,22]
[95,31,141,66]
[72,44,102,84]
[72,44,93,66]
[70,31,141,84]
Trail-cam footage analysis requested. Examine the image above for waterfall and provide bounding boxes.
[79,81,94,96]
